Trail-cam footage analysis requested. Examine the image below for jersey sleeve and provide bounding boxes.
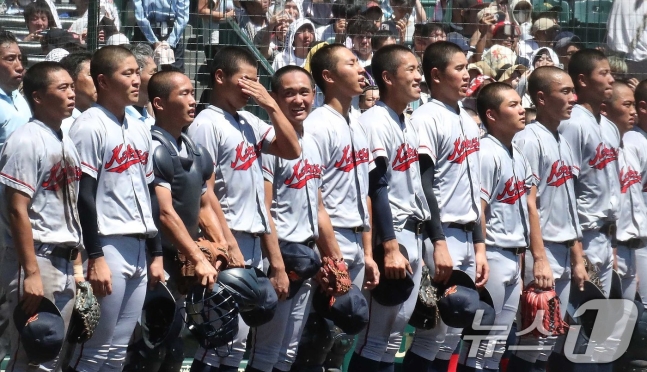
[360,113,391,161]
[262,153,276,183]
[521,152,535,189]
[0,133,39,197]
[479,150,498,204]
[144,129,155,184]
[251,114,277,154]
[513,133,541,184]
[69,116,104,179]
[558,122,584,169]
[189,119,219,168]
[412,114,439,162]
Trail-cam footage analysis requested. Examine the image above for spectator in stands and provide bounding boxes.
[509,0,532,40]
[21,0,53,42]
[317,2,361,44]
[348,16,377,67]
[125,43,156,126]
[359,85,379,112]
[371,30,396,52]
[59,51,96,134]
[530,46,558,69]
[237,0,271,41]
[0,31,30,148]
[15,0,61,28]
[607,0,647,77]
[272,18,316,70]
[255,6,296,61]
[68,0,121,45]
[40,29,83,54]
[413,23,446,59]
[302,0,334,27]
[517,18,560,62]
[133,0,189,72]
[362,1,382,30]
[609,55,629,81]
[553,31,581,71]
[197,0,235,60]
[382,0,427,44]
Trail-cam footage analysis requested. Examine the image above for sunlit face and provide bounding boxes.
[543,72,576,121]
[328,47,366,98]
[389,51,422,103]
[215,62,258,110]
[98,55,140,106]
[0,42,23,92]
[432,51,470,102]
[27,11,49,34]
[73,60,96,111]
[491,88,526,134]
[273,71,314,125]
[534,51,554,68]
[158,74,196,129]
[34,69,75,122]
[139,56,157,103]
[360,88,379,111]
[604,84,636,134]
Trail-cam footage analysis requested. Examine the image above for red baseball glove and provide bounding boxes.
[317,257,351,296]
[520,282,569,338]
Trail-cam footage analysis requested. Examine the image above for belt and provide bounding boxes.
[337,226,364,233]
[599,222,617,237]
[403,219,424,235]
[232,230,261,238]
[303,238,316,249]
[125,233,148,240]
[50,246,79,261]
[447,222,477,232]
[502,247,526,255]
[618,238,644,249]
[560,240,576,248]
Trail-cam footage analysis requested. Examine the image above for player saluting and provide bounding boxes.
[0,62,82,372]
[188,46,301,372]
[69,46,162,372]
[508,66,588,372]
[349,44,431,371]
[405,41,489,372]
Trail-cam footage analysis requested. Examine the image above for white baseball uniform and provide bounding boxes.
[511,121,582,363]
[68,105,157,372]
[409,99,481,362]
[188,105,275,369]
[247,133,323,372]
[304,104,371,289]
[354,101,431,363]
[558,104,621,297]
[0,120,82,372]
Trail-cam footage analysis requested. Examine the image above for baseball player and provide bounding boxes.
[67,46,163,372]
[246,65,345,372]
[404,41,489,372]
[349,44,431,371]
[602,81,644,301]
[59,52,97,136]
[507,66,588,372]
[0,61,82,372]
[187,46,301,372]
[457,82,530,372]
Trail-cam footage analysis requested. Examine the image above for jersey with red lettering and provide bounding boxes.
[188,106,277,234]
[411,99,481,224]
[262,133,323,242]
[358,101,430,227]
[69,105,157,236]
[624,128,647,205]
[0,120,82,246]
[480,135,533,247]
[558,104,621,230]
[617,145,647,241]
[304,105,371,230]
[512,121,582,242]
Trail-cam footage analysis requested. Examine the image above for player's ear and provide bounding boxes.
[486,108,496,123]
[430,67,441,84]
[321,69,335,85]
[96,74,109,91]
[638,100,647,116]
[152,96,163,113]
[31,89,43,105]
[381,70,393,88]
[213,69,225,86]
[577,73,587,90]
[536,91,545,107]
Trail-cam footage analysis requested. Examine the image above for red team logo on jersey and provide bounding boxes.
[392,143,419,171]
[588,143,619,170]
[496,177,527,204]
[334,145,370,172]
[42,161,82,191]
[620,167,642,193]
[105,144,150,173]
[230,142,260,171]
[547,160,575,187]
[448,137,479,164]
[284,159,323,189]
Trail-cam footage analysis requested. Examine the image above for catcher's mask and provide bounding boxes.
[217,267,262,312]
[241,269,279,327]
[184,283,239,349]
[371,242,415,306]
[141,282,183,349]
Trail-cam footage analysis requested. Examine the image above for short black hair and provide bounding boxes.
[331,1,362,19]
[59,51,92,80]
[372,44,413,94]
[310,43,348,93]
[90,45,136,89]
[148,70,186,108]
[605,81,633,105]
[476,82,515,129]
[415,23,444,38]
[271,65,315,93]
[348,16,377,39]
[211,46,257,80]
[0,29,18,48]
[371,30,396,51]
[635,79,647,106]
[23,0,54,27]
[23,61,66,109]
[527,66,567,106]
[422,41,464,88]
[567,48,608,92]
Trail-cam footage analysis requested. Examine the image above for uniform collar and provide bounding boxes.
[530,120,560,139]
[429,98,461,115]
[484,133,514,157]
[323,104,352,124]
[375,101,406,126]
[32,119,64,141]
[207,104,243,123]
[94,103,129,127]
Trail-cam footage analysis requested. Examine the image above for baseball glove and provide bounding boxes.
[317,257,351,296]
[67,281,101,343]
[416,266,440,328]
[176,238,230,294]
[520,282,569,338]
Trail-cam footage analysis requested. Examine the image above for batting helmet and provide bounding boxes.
[292,312,336,369]
[278,241,321,299]
[184,283,239,349]
[141,282,183,349]
[313,284,369,335]
[371,242,415,306]
[241,269,278,327]
[217,267,262,312]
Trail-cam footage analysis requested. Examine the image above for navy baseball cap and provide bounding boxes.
[436,270,480,328]
[371,243,415,306]
[462,287,496,336]
[241,271,278,327]
[13,297,65,364]
[568,280,606,337]
[277,241,321,299]
[313,284,369,335]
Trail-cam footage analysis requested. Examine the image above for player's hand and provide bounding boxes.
[148,255,165,289]
[21,271,44,315]
[88,257,113,297]
[532,256,554,289]
[269,267,290,301]
[571,261,589,292]
[227,244,245,268]
[23,32,43,42]
[474,244,489,288]
[194,257,218,290]
[363,256,380,290]
[238,76,276,110]
[432,240,453,284]
[383,239,411,280]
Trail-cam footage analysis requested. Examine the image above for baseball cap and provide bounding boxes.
[553,31,581,51]
[435,270,481,328]
[531,18,559,34]
[142,282,182,349]
[447,32,470,52]
[497,63,527,82]
[241,272,278,327]
[483,44,518,71]
[567,280,606,337]
[45,48,70,62]
[42,29,81,51]
[105,33,130,46]
[276,241,321,299]
[313,284,369,335]
[371,243,415,306]
[468,60,497,78]
[13,297,65,364]
[363,1,383,17]
[462,287,496,336]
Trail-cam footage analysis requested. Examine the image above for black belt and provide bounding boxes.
[51,246,79,261]
[560,240,576,248]
[338,226,364,233]
[125,233,148,240]
[232,230,261,238]
[599,222,617,237]
[618,238,644,249]
[502,247,526,255]
[403,219,424,235]
[447,222,476,232]
[303,238,316,249]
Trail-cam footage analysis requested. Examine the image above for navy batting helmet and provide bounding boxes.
[241,269,278,327]
[141,282,183,349]
[278,241,321,299]
[217,267,262,312]
[184,283,239,349]
[371,242,415,306]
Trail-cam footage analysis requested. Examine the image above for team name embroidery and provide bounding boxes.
[620,167,642,194]
[547,160,575,187]
[588,143,619,170]
[444,286,458,296]
[42,161,82,191]
[392,143,419,171]
[105,144,149,173]
[25,314,38,324]
[496,177,527,204]
[230,142,260,171]
[448,137,479,164]
[284,159,323,189]
[334,145,370,172]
